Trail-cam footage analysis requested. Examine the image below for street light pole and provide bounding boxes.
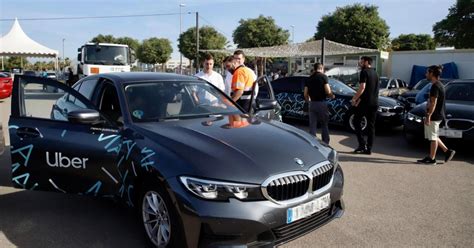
[62,38,65,67]
[179,3,186,74]
[290,25,295,43]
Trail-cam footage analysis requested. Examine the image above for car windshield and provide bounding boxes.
[445,83,474,101]
[379,78,389,89]
[328,78,355,95]
[125,81,241,122]
[414,79,429,90]
[84,45,129,65]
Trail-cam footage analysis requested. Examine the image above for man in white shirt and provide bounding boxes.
[194,54,225,104]
[223,55,234,96]
[195,54,225,91]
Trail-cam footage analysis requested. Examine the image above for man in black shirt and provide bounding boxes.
[417,65,455,165]
[351,56,379,155]
[304,63,334,144]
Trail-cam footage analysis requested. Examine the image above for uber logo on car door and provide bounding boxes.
[46,152,89,169]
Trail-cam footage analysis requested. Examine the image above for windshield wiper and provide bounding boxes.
[113,62,126,65]
[86,60,106,65]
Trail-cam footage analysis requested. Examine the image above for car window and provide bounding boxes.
[19,79,89,122]
[328,78,356,95]
[99,82,123,124]
[389,79,397,88]
[380,78,389,89]
[446,83,474,101]
[414,79,429,90]
[124,81,241,122]
[77,79,98,99]
[272,77,303,93]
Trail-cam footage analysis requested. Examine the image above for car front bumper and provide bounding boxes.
[377,111,404,127]
[168,166,345,247]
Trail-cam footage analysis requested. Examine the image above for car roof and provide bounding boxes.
[448,79,474,84]
[90,72,201,84]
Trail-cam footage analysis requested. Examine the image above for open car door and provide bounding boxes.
[9,75,121,196]
[250,75,282,121]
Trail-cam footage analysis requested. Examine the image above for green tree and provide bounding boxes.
[233,15,289,48]
[391,34,436,51]
[178,26,227,65]
[115,36,141,51]
[138,38,173,71]
[314,4,390,49]
[5,57,28,70]
[90,34,116,43]
[433,0,474,48]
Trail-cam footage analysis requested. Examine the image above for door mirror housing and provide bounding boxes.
[255,99,278,111]
[68,109,101,124]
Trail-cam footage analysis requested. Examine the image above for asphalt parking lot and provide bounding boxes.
[0,105,473,247]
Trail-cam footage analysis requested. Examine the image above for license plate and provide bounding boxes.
[286,193,330,224]
[439,128,462,138]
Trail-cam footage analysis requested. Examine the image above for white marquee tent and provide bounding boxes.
[0,18,59,70]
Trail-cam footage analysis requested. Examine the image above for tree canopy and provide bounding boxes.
[433,0,474,49]
[314,4,390,49]
[178,26,227,64]
[90,34,140,51]
[137,38,173,66]
[391,34,435,51]
[233,15,289,48]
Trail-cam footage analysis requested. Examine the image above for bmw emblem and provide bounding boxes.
[294,158,304,167]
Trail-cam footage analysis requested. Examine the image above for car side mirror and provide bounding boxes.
[68,109,101,124]
[255,99,277,111]
[77,52,82,61]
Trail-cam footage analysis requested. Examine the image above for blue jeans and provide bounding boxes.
[308,101,330,144]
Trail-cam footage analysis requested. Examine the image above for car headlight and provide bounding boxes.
[377,106,391,113]
[328,149,338,167]
[407,112,423,123]
[180,176,263,201]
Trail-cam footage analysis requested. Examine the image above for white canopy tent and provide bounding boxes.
[0,18,59,71]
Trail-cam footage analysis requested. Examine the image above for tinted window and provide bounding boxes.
[414,79,429,90]
[380,78,389,88]
[271,77,304,93]
[125,81,240,122]
[446,83,474,101]
[77,79,98,99]
[389,79,397,88]
[19,80,88,121]
[329,78,355,95]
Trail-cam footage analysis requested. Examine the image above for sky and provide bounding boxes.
[0,0,455,61]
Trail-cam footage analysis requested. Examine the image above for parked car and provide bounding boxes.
[46,71,57,79]
[267,76,405,131]
[398,78,451,109]
[9,73,344,248]
[23,70,37,76]
[378,77,408,98]
[0,72,13,99]
[404,79,474,143]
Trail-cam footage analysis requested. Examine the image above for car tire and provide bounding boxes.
[346,112,367,133]
[139,182,185,248]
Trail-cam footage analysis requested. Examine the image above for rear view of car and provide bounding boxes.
[0,72,13,99]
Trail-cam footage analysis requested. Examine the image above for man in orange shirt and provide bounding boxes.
[231,50,255,111]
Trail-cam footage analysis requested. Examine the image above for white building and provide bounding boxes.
[387,49,474,82]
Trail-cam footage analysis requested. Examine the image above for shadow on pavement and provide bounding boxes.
[338,151,415,165]
[0,190,146,248]
[0,146,11,187]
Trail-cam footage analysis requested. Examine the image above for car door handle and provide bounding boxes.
[16,127,41,138]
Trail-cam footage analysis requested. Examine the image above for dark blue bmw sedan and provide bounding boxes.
[9,73,344,247]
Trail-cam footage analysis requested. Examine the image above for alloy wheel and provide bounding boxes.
[349,114,367,131]
[142,190,171,247]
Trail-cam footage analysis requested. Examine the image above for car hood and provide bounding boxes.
[378,96,401,107]
[409,100,474,119]
[135,115,329,184]
[401,90,419,98]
